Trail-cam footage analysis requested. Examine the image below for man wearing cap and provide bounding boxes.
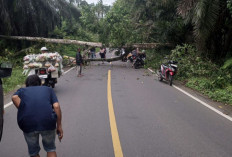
[41,47,48,53]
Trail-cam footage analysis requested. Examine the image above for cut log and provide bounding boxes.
[0,35,102,47]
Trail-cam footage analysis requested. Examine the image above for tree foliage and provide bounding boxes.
[0,0,81,37]
[178,0,232,60]
[100,0,188,47]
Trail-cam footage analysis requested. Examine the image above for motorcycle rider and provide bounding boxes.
[139,50,146,58]
[40,47,48,53]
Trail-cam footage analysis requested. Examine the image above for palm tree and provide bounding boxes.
[0,0,81,37]
[177,0,232,59]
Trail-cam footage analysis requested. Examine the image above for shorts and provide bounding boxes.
[23,130,56,156]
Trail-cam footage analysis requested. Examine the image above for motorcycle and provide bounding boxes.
[35,68,58,88]
[158,60,178,86]
[120,48,127,62]
[23,52,63,88]
[133,53,146,69]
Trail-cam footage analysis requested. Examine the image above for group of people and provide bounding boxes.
[12,74,63,157]
[10,47,63,157]
[121,48,146,61]
[75,47,107,77]
[10,46,107,156]
[9,46,137,157]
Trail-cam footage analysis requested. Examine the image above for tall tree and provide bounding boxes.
[178,0,232,59]
[0,0,81,37]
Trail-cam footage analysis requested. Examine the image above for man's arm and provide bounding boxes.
[53,102,63,140]
[12,95,21,109]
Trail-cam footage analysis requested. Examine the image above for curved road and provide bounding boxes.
[1,52,232,157]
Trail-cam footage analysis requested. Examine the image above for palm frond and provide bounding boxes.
[177,0,198,17]
[193,0,220,42]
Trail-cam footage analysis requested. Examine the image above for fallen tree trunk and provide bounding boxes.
[84,56,122,62]
[0,35,171,63]
[124,43,173,49]
[0,35,102,47]
[0,35,172,49]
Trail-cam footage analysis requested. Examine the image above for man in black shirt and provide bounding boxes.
[76,48,83,77]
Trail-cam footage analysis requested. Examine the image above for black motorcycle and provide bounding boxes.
[133,53,146,69]
[158,60,178,86]
[120,48,127,62]
[36,68,57,88]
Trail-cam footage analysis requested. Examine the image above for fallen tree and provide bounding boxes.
[0,35,171,49]
[0,35,172,62]
[84,56,122,62]
[0,35,102,47]
[125,43,172,49]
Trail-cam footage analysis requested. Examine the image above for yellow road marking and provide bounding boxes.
[107,70,124,157]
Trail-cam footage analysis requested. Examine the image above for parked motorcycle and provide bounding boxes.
[158,60,178,86]
[133,53,146,69]
[120,48,127,62]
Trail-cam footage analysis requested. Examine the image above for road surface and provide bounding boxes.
[1,52,232,157]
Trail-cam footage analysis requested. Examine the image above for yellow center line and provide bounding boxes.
[107,70,124,157]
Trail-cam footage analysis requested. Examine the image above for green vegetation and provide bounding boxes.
[146,44,232,105]
[1,0,232,105]
[2,68,26,94]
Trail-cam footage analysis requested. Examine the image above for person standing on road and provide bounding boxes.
[12,75,63,157]
[90,47,96,59]
[100,47,106,64]
[76,48,83,77]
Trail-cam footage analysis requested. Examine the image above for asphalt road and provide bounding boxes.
[1,52,232,157]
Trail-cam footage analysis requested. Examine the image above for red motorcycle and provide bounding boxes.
[158,60,178,86]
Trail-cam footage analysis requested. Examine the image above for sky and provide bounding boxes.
[84,0,115,5]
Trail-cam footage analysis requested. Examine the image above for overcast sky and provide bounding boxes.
[85,0,115,5]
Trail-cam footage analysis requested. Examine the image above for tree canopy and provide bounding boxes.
[0,0,232,61]
[0,0,81,37]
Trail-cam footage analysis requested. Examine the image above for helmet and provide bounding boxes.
[40,47,48,51]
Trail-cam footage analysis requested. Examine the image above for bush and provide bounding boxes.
[2,67,26,94]
[145,47,171,70]
[170,44,219,80]
[146,44,232,105]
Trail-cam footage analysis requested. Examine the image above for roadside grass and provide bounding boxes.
[2,67,26,94]
[186,77,232,105]
[146,44,232,105]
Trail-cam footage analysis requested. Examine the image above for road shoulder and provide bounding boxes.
[147,68,232,118]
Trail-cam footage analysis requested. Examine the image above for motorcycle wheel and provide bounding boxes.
[134,61,140,69]
[158,71,163,81]
[169,75,173,86]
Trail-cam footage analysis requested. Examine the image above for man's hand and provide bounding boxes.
[57,125,63,142]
